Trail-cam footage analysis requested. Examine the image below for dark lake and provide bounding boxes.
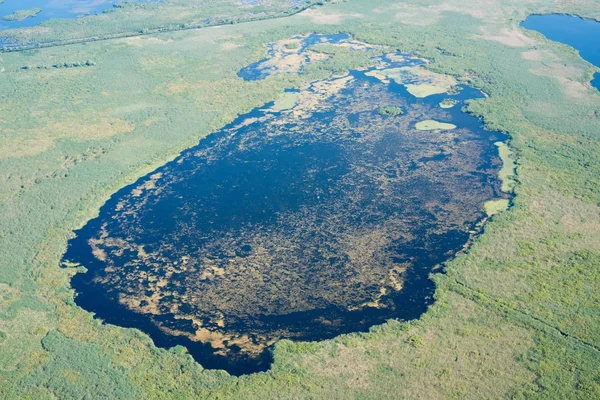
[63,49,510,375]
[521,14,600,90]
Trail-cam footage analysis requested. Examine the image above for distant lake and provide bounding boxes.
[0,0,152,30]
[521,14,600,90]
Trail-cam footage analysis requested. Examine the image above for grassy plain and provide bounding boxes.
[0,0,600,398]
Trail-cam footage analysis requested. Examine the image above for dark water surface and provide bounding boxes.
[63,53,509,375]
[521,14,600,90]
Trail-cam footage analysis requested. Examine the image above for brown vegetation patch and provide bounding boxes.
[476,27,538,47]
[1,117,134,159]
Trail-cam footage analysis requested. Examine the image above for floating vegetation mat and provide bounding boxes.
[63,44,511,375]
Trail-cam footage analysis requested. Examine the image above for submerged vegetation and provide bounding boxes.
[0,0,599,398]
[377,105,404,116]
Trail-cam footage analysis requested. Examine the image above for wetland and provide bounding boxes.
[62,41,511,375]
[0,0,153,30]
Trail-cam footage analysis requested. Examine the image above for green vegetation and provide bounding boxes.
[439,98,458,108]
[415,120,456,131]
[306,43,377,76]
[495,141,518,193]
[377,105,404,116]
[0,0,600,398]
[1,8,41,22]
[21,60,96,71]
[484,199,510,216]
[284,42,300,50]
[405,83,448,98]
[271,91,300,111]
[0,0,326,51]
[446,86,463,95]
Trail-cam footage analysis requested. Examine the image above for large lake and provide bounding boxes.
[0,0,148,30]
[63,37,510,375]
[521,14,600,90]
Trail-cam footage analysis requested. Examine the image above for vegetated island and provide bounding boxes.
[2,8,42,22]
[377,105,404,116]
[415,119,456,131]
[440,98,458,108]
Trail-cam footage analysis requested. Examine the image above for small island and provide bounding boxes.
[2,8,42,22]
[439,98,458,109]
[377,105,404,116]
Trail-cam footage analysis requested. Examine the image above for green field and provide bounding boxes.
[1,0,599,398]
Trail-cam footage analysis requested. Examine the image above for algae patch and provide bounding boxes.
[495,141,517,193]
[2,8,42,22]
[484,199,510,216]
[238,33,381,81]
[270,92,300,111]
[415,120,456,131]
[377,105,404,116]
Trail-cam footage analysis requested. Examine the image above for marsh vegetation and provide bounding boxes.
[0,0,599,397]
[377,105,404,116]
[1,8,42,22]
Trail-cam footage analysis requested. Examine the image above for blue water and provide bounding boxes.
[521,14,600,91]
[0,0,154,30]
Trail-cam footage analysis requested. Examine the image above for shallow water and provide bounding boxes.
[0,0,155,30]
[521,14,600,90]
[63,50,509,375]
